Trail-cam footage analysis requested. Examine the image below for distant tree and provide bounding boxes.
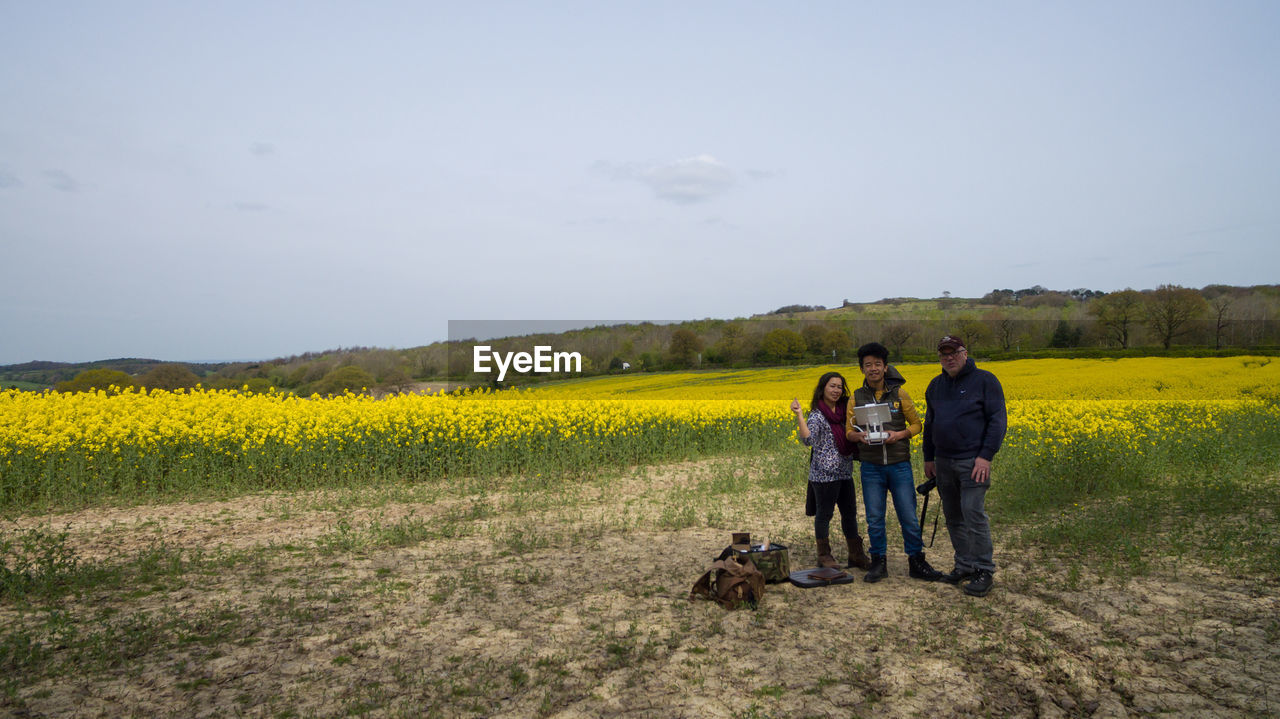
[309,366,376,396]
[282,365,309,387]
[378,366,415,394]
[1200,284,1237,300]
[985,310,1018,350]
[735,332,763,364]
[1209,294,1234,349]
[1144,285,1208,349]
[800,325,828,355]
[771,304,824,314]
[1020,291,1070,309]
[362,350,409,384]
[712,323,745,362]
[982,289,1017,306]
[958,318,989,356]
[759,329,806,363]
[1232,293,1279,345]
[1068,288,1104,301]
[1048,321,1083,348]
[1089,288,1144,348]
[819,329,852,360]
[55,369,134,394]
[242,377,273,394]
[136,363,201,391]
[881,322,916,362]
[669,328,703,367]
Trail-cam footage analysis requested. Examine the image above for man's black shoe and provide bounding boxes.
[941,568,973,585]
[907,552,943,581]
[963,570,993,597]
[863,555,888,583]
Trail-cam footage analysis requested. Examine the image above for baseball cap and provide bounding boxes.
[937,335,966,352]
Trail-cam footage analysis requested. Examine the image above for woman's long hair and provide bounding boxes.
[809,371,849,411]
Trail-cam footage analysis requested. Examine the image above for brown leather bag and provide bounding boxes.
[690,556,766,610]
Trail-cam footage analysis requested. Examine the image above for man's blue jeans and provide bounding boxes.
[859,461,924,556]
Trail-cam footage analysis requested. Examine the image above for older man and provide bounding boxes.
[922,335,1007,597]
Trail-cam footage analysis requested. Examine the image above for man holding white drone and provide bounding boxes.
[923,335,1007,597]
[846,342,944,583]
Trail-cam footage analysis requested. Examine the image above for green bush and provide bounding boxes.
[136,364,200,391]
[308,366,376,396]
[54,369,134,394]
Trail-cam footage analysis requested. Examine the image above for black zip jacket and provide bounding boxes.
[922,357,1007,462]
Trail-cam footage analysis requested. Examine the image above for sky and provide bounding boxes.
[2,1,1278,364]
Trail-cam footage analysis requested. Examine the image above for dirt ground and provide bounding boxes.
[4,458,1279,718]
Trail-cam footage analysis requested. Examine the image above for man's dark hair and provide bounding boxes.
[857,342,890,365]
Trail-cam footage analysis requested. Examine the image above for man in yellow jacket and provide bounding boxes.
[847,342,944,583]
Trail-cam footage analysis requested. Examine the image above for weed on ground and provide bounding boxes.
[2,453,1278,717]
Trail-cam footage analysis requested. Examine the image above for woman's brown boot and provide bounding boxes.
[846,534,873,570]
[815,539,840,569]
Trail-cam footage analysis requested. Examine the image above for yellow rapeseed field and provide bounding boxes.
[525,356,1280,401]
[0,388,785,506]
[3,357,1278,508]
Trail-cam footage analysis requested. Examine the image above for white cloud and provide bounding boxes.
[596,154,736,204]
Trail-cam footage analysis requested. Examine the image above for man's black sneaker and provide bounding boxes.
[941,568,973,585]
[963,570,993,597]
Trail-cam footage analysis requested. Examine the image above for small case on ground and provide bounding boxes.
[788,567,855,588]
[717,534,791,584]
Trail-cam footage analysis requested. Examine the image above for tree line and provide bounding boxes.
[10,283,1277,395]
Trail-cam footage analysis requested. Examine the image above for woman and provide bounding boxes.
[791,372,873,570]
